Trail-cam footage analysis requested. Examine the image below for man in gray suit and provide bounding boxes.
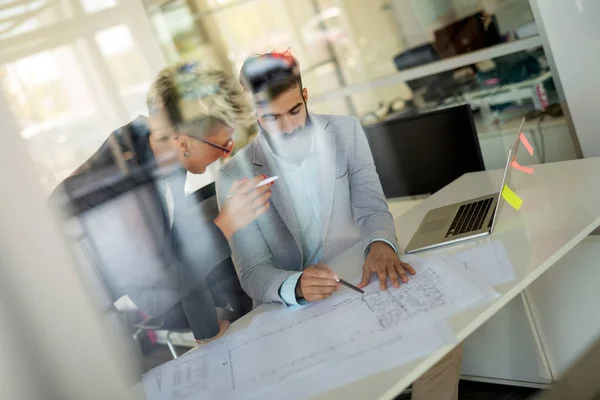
[216,51,464,400]
[216,51,415,306]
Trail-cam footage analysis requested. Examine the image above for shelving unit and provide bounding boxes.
[311,36,543,106]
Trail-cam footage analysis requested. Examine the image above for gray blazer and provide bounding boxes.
[216,114,398,304]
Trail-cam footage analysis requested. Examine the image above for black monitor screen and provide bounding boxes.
[364,105,485,198]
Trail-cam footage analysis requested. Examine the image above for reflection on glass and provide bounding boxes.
[80,0,118,13]
[95,25,153,119]
[148,0,349,107]
[149,0,209,64]
[0,0,73,40]
[144,0,577,163]
[2,46,112,191]
[204,0,236,9]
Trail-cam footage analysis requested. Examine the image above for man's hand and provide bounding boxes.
[295,263,340,302]
[358,242,416,290]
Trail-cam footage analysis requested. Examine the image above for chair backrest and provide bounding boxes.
[62,216,119,311]
[191,181,217,203]
[187,183,252,316]
[59,214,145,374]
[187,182,232,264]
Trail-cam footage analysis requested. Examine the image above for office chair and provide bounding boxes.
[62,175,251,361]
[130,183,251,358]
[99,182,249,359]
[131,303,191,359]
[71,226,188,359]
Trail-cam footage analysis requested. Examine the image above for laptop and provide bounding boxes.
[405,119,525,254]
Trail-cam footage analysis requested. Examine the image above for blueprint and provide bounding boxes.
[149,254,498,400]
[449,241,516,287]
[143,366,162,400]
[158,345,232,400]
[358,254,499,326]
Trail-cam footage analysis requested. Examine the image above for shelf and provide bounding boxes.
[311,36,544,105]
[475,114,567,139]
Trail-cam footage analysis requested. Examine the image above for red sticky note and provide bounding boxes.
[511,157,534,174]
[520,132,534,156]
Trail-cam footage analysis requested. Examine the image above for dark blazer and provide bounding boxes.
[51,116,231,317]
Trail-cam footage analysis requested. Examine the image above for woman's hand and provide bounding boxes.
[214,175,273,239]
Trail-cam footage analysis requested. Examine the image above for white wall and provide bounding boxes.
[390,0,456,48]
[0,86,137,400]
[525,236,600,377]
[530,0,595,157]
[461,295,552,383]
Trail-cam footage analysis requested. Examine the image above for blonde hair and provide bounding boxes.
[147,62,255,135]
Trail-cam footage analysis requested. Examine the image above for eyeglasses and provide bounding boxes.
[193,137,235,158]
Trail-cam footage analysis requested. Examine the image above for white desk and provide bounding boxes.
[218,157,600,400]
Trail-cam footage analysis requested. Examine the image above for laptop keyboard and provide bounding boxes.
[445,198,494,238]
[488,206,496,228]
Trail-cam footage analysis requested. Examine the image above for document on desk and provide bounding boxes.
[354,254,499,325]
[150,255,498,400]
[157,341,233,400]
[143,367,162,400]
[449,241,516,287]
[250,320,454,400]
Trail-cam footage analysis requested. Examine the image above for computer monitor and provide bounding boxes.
[364,104,485,198]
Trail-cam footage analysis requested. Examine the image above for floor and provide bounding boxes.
[143,344,541,400]
[142,343,190,372]
[395,381,540,400]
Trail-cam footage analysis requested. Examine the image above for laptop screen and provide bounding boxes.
[490,119,525,231]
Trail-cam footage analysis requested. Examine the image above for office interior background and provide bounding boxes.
[0,0,588,193]
[2,0,600,399]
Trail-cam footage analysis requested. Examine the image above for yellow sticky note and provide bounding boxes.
[502,184,523,211]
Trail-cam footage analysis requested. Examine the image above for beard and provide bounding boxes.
[260,107,313,163]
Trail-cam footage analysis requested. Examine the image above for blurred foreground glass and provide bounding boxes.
[80,0,118,13]
[145,0,578,168]
[0,84,140,400]
[95,24,154,118]
[0,0,73,40]
[1,1,161,192]
[2,45,113,190]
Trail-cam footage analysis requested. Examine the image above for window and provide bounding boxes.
[145,0,579,167]
[2,45,114,189]
[80,0,118,13]
[0,0,72,40]
[1,1,163,191]
[96,25,153,119]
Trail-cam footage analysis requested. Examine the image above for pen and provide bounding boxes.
[255,176,278,188]
[227,176,279,198]
[336,278,364,294]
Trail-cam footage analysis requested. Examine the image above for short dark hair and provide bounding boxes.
[239,51,302,103]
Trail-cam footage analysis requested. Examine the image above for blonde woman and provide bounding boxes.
[53,63,270,344]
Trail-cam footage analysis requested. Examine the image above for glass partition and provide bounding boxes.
[0,1,586,397]
[0,0,162,191]
[145,0,579,167]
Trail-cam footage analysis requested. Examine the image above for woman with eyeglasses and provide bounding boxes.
[51,63,270,349]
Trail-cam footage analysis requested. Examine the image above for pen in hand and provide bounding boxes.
[255,176,278,188]
[226,176,278,198]
[336,278,364,294]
